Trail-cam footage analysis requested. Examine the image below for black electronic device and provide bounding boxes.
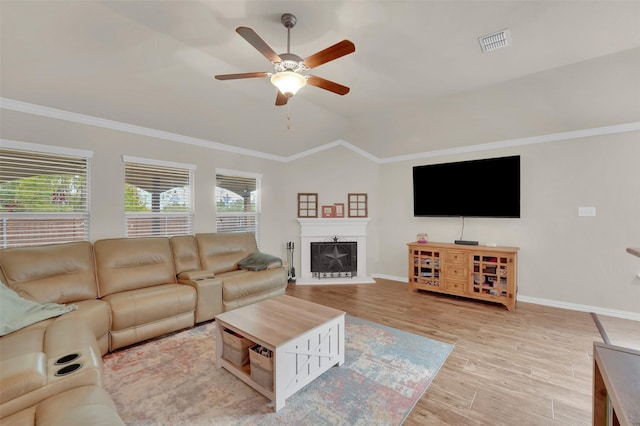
[413,155,520,218]
[454,239,479,245]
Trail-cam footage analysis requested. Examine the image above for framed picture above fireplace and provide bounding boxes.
[322,205,336,218]
[348,193,368,217]
[298,193,318,218]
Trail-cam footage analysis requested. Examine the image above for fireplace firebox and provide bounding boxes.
[311,240,357,278]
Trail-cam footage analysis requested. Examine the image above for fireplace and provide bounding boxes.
[297,218,373,285]
[311,240,357,278]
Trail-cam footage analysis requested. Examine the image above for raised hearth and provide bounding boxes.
[297,218,374,285]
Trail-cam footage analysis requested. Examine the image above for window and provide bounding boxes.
[124,156,195,237]
[0,141,91,248]
[215,169,261,246]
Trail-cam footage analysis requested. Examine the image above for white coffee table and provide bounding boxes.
[215,295,345,411]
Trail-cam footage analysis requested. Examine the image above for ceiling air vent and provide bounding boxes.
[478,28,512,52]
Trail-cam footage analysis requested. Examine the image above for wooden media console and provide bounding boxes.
[408,241,519,311]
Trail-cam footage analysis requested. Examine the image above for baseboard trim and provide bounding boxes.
[516,295,640,321]
[371,274,640,321]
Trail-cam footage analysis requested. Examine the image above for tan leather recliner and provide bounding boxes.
[195,233,287,312]
[0,241,111,355]
[94,237,196,351]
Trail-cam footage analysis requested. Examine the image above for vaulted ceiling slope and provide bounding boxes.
[1,1,639,158]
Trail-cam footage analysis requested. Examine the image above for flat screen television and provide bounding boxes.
[413,155,520,218]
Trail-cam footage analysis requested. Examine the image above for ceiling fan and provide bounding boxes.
[215,13,355,106]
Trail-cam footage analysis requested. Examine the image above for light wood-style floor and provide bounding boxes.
[286,278,639,426]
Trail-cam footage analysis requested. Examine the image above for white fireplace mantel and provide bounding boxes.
[296,218,374,285]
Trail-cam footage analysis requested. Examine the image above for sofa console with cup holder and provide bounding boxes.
[0,232,287,425]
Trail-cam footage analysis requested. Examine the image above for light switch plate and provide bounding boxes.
[578,207,596,216]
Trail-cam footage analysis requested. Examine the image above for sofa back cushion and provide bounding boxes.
[94,237,176,297]
[0,241,98,304]
[196,232,257,274]
[170,235,201,275]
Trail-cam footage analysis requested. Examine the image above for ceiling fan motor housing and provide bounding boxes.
[275,53,307,73]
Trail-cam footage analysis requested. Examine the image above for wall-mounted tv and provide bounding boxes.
[413,155,520,218]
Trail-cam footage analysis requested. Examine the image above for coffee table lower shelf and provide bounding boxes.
[215,310,345,412]
[218,357,276,401]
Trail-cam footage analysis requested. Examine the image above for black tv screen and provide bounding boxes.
[413,155,520,218]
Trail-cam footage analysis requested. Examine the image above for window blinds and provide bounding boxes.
[215,172,260,246]
[124,160,194,237]
[0,148,90,247]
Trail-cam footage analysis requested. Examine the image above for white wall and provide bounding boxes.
[281,145,382,276]
[1,106,639,318]
[376,132,640,315]
[0,109,288,257]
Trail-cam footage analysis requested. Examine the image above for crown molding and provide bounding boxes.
[285,139,381,163]
[0,98,288,163]
[378,122,640,164]
[2,97,638,165]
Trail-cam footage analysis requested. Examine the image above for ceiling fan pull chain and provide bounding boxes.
[287,103,291,130]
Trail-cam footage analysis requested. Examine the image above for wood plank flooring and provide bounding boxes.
[285,278,637,425]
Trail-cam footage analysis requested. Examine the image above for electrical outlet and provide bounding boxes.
[578,207,596,217]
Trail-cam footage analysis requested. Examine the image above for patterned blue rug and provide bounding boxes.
[104,315,454,425]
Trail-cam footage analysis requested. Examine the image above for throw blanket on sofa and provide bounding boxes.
[0,281,77,336]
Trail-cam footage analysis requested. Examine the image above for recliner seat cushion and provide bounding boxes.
[1,385,124,426]
[101,284,195,332]
[220,268,287,302]
[0,324,48,361]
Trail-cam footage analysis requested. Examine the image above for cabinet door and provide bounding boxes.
[410,248,441,288]
[471,254,514,298]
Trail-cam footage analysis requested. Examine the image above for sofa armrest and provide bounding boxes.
[0,352,47,404]
[178,276,223,323]
[177,270,214,281]
[1,346,103,418]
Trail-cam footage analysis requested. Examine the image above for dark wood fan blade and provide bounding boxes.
[307,75,350,95]
[214,72,268,80]
[303,40,355,69]
[275,91,288,106]
[236,27,282,63]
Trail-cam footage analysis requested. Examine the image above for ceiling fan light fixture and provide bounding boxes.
[270,71,307,97]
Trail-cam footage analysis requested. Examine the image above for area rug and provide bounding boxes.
[102,315,453,425]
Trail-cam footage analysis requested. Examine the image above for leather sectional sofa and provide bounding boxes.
[0,232,287,425]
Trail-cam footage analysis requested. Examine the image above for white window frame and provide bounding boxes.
[123,155,195,238]
[0,139,92,248]
[215,168,261,247]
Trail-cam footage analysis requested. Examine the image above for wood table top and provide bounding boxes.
[593,342,640,426]
[215,295,345,347]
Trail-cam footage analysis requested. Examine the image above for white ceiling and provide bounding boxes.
[1,1,639,158]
